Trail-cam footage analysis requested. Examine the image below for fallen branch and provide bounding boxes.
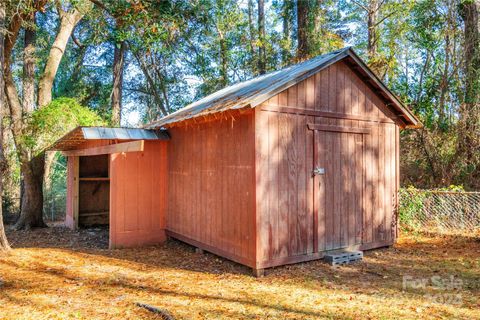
[135,302,174,320]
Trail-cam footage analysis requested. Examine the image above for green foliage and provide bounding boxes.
[398,185,465,229]
[5,0,480,191]
[44,153,67,221]
[399,186,428,229]
[22,98,105,155]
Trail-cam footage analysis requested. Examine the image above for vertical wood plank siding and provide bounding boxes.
[65,156,78,229]
[64,59,401,271]
[255,61,398,268]
[109,141,168,248]
[166,113,257,268]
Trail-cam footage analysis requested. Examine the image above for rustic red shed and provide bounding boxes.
[50,127,169,248]
[52,47,419,274]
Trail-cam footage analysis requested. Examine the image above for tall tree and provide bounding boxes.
[296,0,343,60]
[297,0,310,60]
[23,12,36,114]
[0,0,10,250]
[42,3,86,214]
[367,0,380,60]
[258,0,266,74]
[458,0,480,159]
[38,5,84,107]
[111,37,126,126]
[280,0,294,65]
[247,0,257,73]
[216,20,229,87]
[4,1,87,229]
[88,0,127,126]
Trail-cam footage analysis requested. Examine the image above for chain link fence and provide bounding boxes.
[44,193,66,222]
[399,188,480,235]
[2,193,66,224]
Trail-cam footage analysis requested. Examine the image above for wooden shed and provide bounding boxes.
[52,47,419,274]
[50,127,170,248]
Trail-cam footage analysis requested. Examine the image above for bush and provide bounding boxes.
[399,185,465,231]
[22,97,106,155]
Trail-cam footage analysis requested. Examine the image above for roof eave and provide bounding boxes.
[343,48,421,128]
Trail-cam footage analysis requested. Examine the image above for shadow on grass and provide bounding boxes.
[1,257,332,319]
[6,225,480,281]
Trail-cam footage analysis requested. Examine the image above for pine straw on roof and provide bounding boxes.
[0,226,479,320]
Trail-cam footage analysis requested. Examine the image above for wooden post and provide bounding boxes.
[72,156,79,230]
[252,268,265,277]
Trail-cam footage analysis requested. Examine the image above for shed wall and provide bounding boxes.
[65,156,78,229]
[109,141,168,248]
[166,112,256,267]
[65,139,168,249]
[255,61,399,268]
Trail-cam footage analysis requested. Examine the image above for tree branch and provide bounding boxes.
[351,0,369,12]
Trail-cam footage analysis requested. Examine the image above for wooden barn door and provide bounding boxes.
[313,128,364,252]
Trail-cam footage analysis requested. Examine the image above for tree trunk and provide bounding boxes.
[111,40,126,126]
[43,151,56,197]
[257,0,266,74]
[23,12,36,114]
[38,8,84,108]
[297,0,309,60]
[247,0,257,73]
[14,154,46,230]
[133,50,169,117]
[458,0,480,159]
[461,0,480,104]
[3,14,45,228]
[281,0,292,65]
[19,12,37,216]
[367,0,379,60]
[219,35,228,87]
[36,8,84,228]
[0,0,10,250]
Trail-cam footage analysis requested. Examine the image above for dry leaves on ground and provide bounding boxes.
[0,226,479,319]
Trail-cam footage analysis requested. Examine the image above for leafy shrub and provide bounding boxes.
[399,185,465,230]
[22,97,106,155]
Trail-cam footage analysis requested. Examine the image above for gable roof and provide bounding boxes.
[144,47,420,129]
[49,126,169,151]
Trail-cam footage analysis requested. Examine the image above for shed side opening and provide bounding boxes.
[78,155,110,227]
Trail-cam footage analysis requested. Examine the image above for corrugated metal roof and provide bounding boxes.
[81,127,161,140]
[145,47,420,129]
[49,127,170,151]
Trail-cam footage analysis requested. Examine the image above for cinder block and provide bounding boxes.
[324,252,350,265]
[324,250,363,266]
[348,251,363,261]
[330,258,350,267]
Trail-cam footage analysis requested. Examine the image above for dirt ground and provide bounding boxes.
[0,225,478,320]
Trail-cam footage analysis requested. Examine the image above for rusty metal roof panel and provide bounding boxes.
[144,48,350,129]
[80,127,160,140]
[49,127,169,151]
[144,47,420,129]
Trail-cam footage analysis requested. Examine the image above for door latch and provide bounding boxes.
[312,167,325,176]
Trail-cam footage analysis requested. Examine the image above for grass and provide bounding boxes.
[0,226,479,319]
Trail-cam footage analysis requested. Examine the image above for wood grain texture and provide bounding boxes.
[63,60,400,271]
[62,140,144,157]
[255,60,399,267]
[109,141,168,248]
[65,156,79,230]
[167,112,256,266]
